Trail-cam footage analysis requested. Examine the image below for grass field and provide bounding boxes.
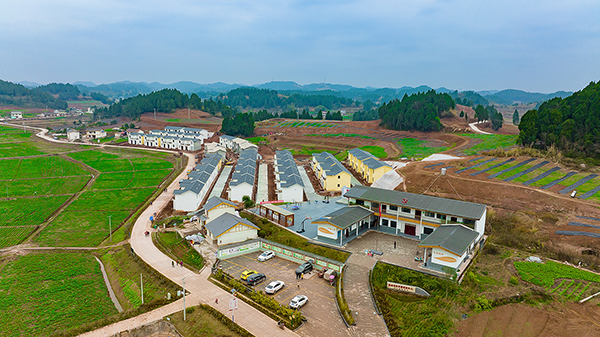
[0,226,36,248]
[0,195,70,227]
[15,156,89,178]
[0,136,46,157]
[277,121,337,128]
[168,304,249,337]
[155,231,204,271]
[1,176,90,197]
[459,134,518,155]
[68,188,155,211]
[398,138,448,159]
[530,170,570,187]
[360,145,387,158]
[0,251,118,336]
[306,133,375,139]
[246,136,268,144]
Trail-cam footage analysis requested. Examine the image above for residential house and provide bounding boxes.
[311,152,352,191]
[228,148,258,202]
[205,212,259,246]
[274,150,304,202]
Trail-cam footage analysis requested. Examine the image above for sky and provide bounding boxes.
[1,0,599,93]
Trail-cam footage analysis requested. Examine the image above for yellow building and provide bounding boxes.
[311,152,352,191]
[347,148,392,184]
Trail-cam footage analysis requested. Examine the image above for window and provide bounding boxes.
[424,211,435,217]
[337,184,340,187]
[356,199,364,206]
[390,220,397,228]
[382,205,387,211]
[382,219,389,226]
[389,205,398,211]
[338,175,340,179]
[423,227,434,235]
[450,217,458,222]
[436,213,447,220]
[401,207,411,213]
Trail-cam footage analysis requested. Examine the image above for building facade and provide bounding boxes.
[274,150,305,202]
[311,152,352,191]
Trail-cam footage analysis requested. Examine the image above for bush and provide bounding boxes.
[509,276,519,286]
[472,295,492,312]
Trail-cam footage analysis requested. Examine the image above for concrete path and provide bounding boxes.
[94,256,123,313]
[208,165,232,199]
[468,121,492,135]
[298,166,320,201]
[256,163,268,202]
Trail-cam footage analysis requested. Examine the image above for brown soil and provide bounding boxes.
[137,109,222,132]
[453,302,600,337]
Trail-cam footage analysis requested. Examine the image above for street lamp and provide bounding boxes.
[183,277,186,321]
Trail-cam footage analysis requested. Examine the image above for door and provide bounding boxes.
[405,225,416,236]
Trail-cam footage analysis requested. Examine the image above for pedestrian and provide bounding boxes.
[297,281,300,289]
[180,261,183,267]
[215,298,219,304]
[301,273,304,280]
[394,241,396,249]
[172,261,174,268]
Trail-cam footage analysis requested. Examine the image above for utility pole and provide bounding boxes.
[188,107,190,120]
[108,216,112,242]
[154,108,156,120]
[183,277,186,321]
[140,273,144,304]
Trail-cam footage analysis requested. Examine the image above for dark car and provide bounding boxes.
[246,273,266,286]
[295,260,313,274]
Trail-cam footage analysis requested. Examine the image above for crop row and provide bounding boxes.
[514,261,600,288]
[0,226,36,248]
[0,195,70,227]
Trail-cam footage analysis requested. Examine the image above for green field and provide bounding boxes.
[277,121,336,128]
[0,252,118,336]
[306,133,375,139]
[246,136,268,144]
[459,134,518,155]
[398,138,448,159]
[0,136,46,157]
[0,226,36,248]
[1,176,90,197]
[68,188,155,211]
[16,156,89,178]
[0,195,70,227]
[515,261,600,300]
[360,145,387,158]
[530,170,570,187]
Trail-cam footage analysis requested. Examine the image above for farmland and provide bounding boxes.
[458,133,517,155]
[0,252,118,336]
[398,138,449,159]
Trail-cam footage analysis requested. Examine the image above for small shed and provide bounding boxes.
[205,212,259,246]
[258,203,295,227]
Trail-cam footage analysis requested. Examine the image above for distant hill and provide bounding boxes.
[18,81,41,88]
[73,81,97,87]
[0,80,67,109]
[485,89,572,105]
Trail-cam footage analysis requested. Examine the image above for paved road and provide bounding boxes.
[1,123,299,337]
[256,163,268,202]
[208,165,232,199]
[298,165,320,201]
[468,121,492,135]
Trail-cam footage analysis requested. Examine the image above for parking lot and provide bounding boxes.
[218,251,350,336]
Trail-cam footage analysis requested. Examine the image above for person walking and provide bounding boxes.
[394,241,397,249]
[301,273,304,280]
[172,261,174,268]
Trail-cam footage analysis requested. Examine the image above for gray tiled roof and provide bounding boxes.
[315,206,373,230]
[275,150,304,188]
[345,185,487,220]
[205,212,259,238]
[313,152,350,176]
[203,196,236,212]
[363,157,390,170]
[418,225,479,256]
[349,148,375,161]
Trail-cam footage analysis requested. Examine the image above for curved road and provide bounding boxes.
[3,123,297,337]
[469,121,492,135]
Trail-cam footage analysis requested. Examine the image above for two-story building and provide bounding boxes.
[66,129,80,141]
[10,111,22,119]
[274,150,304,202]
[228,148,258,202]
[311,152,352,191]
[86,128,107,139]
[128,126,208,151]
[347,148,392,184]
[173,153,224,211]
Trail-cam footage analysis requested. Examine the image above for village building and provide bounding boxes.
[311,152,352,191]
[205,142,227,157]
[173,153,224,211]
[228,148,258,202]
[274,150,305,202]
[205,212,259,246]
[127,126,210,151]
[219,135,258,154]
[347,148,392,184]
[86,128,107,139]
[66,129,80,141]
[10,111,23,119]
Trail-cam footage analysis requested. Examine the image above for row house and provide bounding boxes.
[347,148,392,184]
[311,152,352,191]
[274,150,305,202]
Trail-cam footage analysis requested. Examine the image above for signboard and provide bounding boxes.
[260,200,284,204]
[229,298,238,311]
[317,260,327,267]
[219,241,260,258]
[327,263,341,272]
[283,249,293,256]
[386,281,416,294]
[293,252,304,260]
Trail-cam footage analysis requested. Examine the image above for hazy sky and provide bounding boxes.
[1,0,599,92]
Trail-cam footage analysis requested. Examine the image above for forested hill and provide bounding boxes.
[379,90,455,132]
[218,87,356,111]
[94,89,233,120]
[518,81,600,156]
[0,80,68,109]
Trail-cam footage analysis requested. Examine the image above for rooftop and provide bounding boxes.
[314,206,373,230]
[418,225,479,256]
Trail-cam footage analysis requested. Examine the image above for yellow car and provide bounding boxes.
[240,270,258,280]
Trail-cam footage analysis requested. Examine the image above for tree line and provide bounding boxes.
[0,80,68,109]
[379,90,455,132]
[518,81,600,156]
[474,104,504,130]
[221,112,255,137]
[94,89,233,120]
[218,87,355,111]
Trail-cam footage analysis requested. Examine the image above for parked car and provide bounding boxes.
[246,273,266,286]
[289,295,308,309]
[265,280,285,294]
[240,270,258,280]
[295,260,313,274]
[258,250,275,262]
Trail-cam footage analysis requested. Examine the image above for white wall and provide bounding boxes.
[206,205,236,223]
[278,184,304,202]
[430,247,465,269]
[230,183,253,202]
[474,208,486,239]
[173,191,200,211]
[218,226,258,245]
[317,223,338,240]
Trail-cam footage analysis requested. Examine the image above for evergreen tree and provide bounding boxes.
[512,109,520,125]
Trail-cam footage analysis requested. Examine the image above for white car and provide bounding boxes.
[258,250,275,262]
[289,295,308,309]
[265,280,285,294]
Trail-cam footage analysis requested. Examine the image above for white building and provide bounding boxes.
[228,148,258,202]
[219,135,258,154]
[127,129,145,145]
[274,150,304,202]
[219,135,235,150]
[10,111,22,119]
[205,212,259,246]
[66,129,80,141]
[205,142,227,157]
[86,128,107,139]
[199,196,237,227]
[173,153,224,211]
[127,126,209,151]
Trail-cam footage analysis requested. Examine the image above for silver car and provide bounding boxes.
[265,280,285,294]
[289,295,308,309]
[257,250,275,262]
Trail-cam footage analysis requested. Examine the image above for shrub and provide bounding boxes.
[509,276,519,286]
